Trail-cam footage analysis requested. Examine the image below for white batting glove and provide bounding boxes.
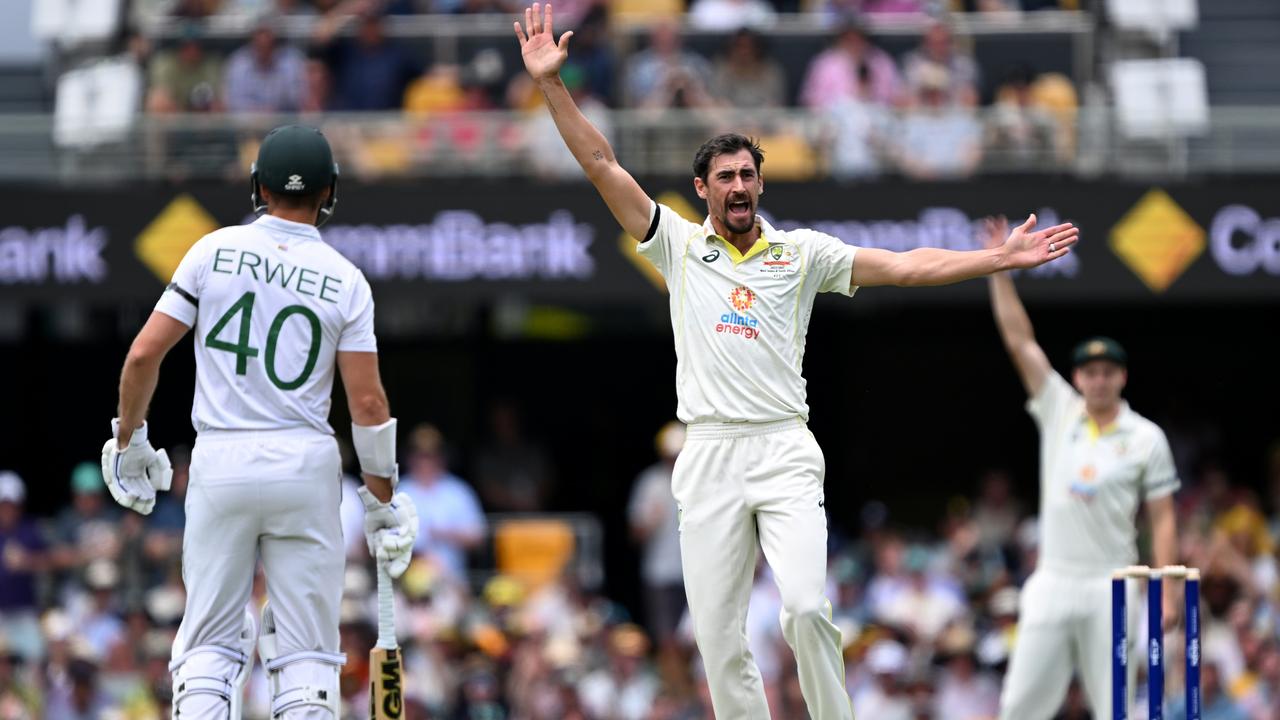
[100,420,173,515]
[357,487,418,578]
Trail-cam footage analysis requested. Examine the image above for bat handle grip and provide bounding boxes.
[376,561,396,650]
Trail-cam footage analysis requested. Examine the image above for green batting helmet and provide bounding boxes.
[250,124,340,226]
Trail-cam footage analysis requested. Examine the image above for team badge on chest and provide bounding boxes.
[760,244,798,274]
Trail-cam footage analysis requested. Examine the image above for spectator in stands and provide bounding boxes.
[689,0,778,31]
[473,400,555,513]
[1268,444,1280,541]
[1167,660,1249,720]
[933,622,1001,720]
[399,424,486,582]
[0,635,39,719]
[984,65,1061,169]
[223,16,306,113]
[577,624,661,720]
[875,544,966,641]
[824,61,892,179]
[302,49,335,111]
[44,656,109,720]
[811,0,926,17]
[628,422,686,649]
[74,560,125,661]
[0,472,46,664]
[895,63,982,179]
[623,20,715,109]
[145,23,223,113]
[320,8,421,110]
[50,463,121,597]
[169,0,223,18]
[216,0,320,16]
[403,64,472,113]
[972,469,1021,551]
[563,6,615,106]
[526,64,613,178]
[800,18,902,110]
[711,29,787,108]
[977,586,1020,671]
[853,639,914,720]
[903,21,980,106]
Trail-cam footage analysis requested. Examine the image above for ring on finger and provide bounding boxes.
[1049,242,1056,252]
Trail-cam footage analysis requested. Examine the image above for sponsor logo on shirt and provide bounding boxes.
[1070,463,1098,500]
[718,286,761,339]
[702,249,720,263]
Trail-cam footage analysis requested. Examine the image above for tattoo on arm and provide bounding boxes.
[540,90,557,116]
[592,150,605,161]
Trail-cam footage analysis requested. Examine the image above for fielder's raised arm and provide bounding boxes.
[983,216,1055,397]
[516,3,652,240]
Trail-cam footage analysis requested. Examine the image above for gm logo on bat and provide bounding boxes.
[374,657,403,718]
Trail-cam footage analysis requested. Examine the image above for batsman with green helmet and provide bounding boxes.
[102,125,419,719]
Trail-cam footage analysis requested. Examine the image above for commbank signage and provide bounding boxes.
[1,179,1277,307]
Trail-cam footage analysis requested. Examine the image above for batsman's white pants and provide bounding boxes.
[175,428,345,718]
[999,567,1140,720]
[673,418,852,720]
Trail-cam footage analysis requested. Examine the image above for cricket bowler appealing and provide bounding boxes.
[515,4,1080,718]
[100,125,418,719]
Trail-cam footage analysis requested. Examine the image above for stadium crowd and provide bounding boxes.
[2,420,1278,720]
[86,0,1085,179]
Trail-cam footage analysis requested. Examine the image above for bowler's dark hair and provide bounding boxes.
[693,134,764,181]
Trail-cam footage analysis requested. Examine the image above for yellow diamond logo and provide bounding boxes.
[135,194,218,283]
[1109,188,1205,293]
[619,191,703,292]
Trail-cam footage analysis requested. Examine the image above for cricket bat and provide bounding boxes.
[369,561,404,719]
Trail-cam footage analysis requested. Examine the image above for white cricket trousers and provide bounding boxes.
[175,428,345,718]
[999,567,1140,720]
[673,418,852,720]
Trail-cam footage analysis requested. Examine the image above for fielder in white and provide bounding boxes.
[515,5,1079,717]
[100,125,419,719]
[984,220,1179,720]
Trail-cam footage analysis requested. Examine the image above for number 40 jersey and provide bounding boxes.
[155,214,377,435]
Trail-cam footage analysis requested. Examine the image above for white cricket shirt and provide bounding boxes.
[1029,371,1179,573]
[637,202,858,424]
[154,214,377,435]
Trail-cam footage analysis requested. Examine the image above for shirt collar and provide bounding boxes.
[254,213,322,242]
[702,214,775,265]
[1078,400,1135,437]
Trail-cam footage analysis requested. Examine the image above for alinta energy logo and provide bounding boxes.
[1109,188,1205,293]
[136,194,218,283]
[717,286,760,340]
[729,286,755,311]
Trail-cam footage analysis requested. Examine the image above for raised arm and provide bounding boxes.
[983,216,1054,397]
[516,3,652,240]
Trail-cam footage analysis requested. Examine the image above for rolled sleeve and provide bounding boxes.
[1142,431,1181,501]
[337,272,377,353]
[154,239,210,327]
[1026,371,1076,431]
[809,232,859,297]
[637,202,701,281]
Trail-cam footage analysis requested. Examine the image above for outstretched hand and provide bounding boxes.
[515,2,573,82]
[983,214,1079,270]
